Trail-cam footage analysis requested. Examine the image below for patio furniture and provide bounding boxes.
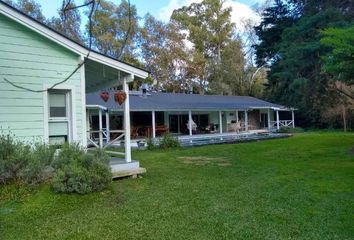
[131,127,139,139]
[186,119,197,132]
[156,125,169,136]
[229,121,242,132]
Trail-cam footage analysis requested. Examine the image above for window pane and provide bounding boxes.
[49,93,66,117]
[49,122,68,136]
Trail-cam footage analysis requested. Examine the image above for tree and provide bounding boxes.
[321,25,354,131]
[171,0,235,94]
[321,25,354,98]
[14,0,46,23]
[49,1,83,44]
[254,0,353,127]
[88,0,140,63]
[140,14,189,92]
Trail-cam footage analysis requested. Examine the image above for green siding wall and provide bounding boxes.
[0,14,84,143]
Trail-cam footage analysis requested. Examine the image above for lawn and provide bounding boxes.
[0,132,353,239]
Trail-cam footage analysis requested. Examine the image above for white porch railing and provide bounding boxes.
[270,120,294,128]
[87,129,125,150]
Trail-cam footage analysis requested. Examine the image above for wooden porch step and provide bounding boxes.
[112,167,146,179]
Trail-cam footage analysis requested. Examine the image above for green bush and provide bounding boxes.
[22,144,56,185]
[278,126,305,133]
[146,138,157,150]
[159,133,180,149]
[51,144,112,194]
[0,134,55,185]
[0,134,111,193]
[0,134,30,184]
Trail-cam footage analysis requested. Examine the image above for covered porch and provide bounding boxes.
[86,106,295,147]
[84,58,148,177]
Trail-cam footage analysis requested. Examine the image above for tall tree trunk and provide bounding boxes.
[342,104,347,132]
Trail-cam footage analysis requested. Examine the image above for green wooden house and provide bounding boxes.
[0,0,148,161]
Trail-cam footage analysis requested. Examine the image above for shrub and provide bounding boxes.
[51,145,112,194]
[146,138,157,150]
[51,143,84,169]
[159,133,180,149]
[0,134,31,184]
[22,144,55,185]
[0,134,55,185]
[278,127,305,133]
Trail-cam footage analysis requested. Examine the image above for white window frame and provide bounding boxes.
[43,85,77,144]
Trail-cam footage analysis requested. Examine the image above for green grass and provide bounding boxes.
[1,132,353,239]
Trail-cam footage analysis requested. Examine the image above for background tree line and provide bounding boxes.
[4,0,354,130]
[254,0,354,129]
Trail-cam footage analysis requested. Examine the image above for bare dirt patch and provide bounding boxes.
[177,156,231,167]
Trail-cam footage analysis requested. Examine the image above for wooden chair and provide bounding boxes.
[131,127,139,139]
[156,125,169,136]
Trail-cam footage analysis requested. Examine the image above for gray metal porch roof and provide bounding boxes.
[86,91,291,111]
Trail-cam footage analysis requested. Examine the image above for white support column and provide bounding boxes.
[267,108,271,130]
[188,110,193,136]
[235,110,239,123]
[105,111,110,142]
[219,111,223,134]
[292,110,295,128]
[123,75,132,163]
[98,108,103,148]
[245,110,248,131]
[276,110,280,130]
[152,110,156,139]
[80,55,87,148]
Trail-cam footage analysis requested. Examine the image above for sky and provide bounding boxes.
[33,0,266,31]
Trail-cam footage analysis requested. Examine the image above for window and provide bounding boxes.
[48,90,71,145]
[49,92,67,117]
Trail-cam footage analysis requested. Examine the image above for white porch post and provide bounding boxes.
[152,110,156,139]
[276,110,280,130]
[98,108,103,148]
[123,75,132,163]
[219,111,223,134]
[292,110,295,128]
[105,110,110,142]
[267,109,271,130]
[188,110,193,136]
[235,110,239,123]
[80,55,87,148]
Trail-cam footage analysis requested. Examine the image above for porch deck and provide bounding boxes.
[176,130,291,147]
[127,130,291,147]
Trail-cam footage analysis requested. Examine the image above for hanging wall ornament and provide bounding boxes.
[100,91,110,102]
[114,91,127,105]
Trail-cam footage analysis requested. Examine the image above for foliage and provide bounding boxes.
[321,25,354,92]
[1,133,353,239]
[278,126,305,133]
[88,0,140,63]
[171,0,235,94]
[146,138,157,150]
[158,133,180,149]
[254,0,353,127]
[48,0,83,44]
[0,134,55,185]
[51,144,112,194]
[13,0,46,23]
[140,14,189,92]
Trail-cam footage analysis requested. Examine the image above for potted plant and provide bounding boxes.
[114,91,127,105]
[100,91,109,102]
